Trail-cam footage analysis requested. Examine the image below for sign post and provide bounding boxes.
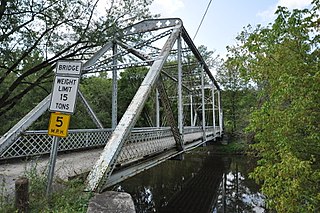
[46,135,60,197]
[46,60,81,197]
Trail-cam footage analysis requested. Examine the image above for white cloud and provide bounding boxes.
[150,0,185,17]
[277,0,312,9]
[257,0,312,20]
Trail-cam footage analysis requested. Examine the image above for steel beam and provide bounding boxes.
[193,111,197,127]
[82,42,113,72]
[201,66,206,141]
[212,86,216,134]
[85,26,182,192]
[85,61,153,73]
[218,90,223,133]
[0,95,50,156]
[112,42,118,129]
[177,34,184,142]
[116,40,152,61]
[181,27,220,91]
[156,89,160,128]
[161,70,191,92]
[121,18,182,36]
[105,135,207,188]
[156,76,184,150]
[78,90,104,129]
[83,30,172,73]
[190,95,194,126]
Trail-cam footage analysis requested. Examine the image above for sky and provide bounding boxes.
[150,0,313,58]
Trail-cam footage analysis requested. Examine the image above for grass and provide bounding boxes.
[0,177,15,212]
[45,179,93,212]
[0,161,93,213]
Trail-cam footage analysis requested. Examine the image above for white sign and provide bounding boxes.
[49,76,80,114]
[56,61,82,76]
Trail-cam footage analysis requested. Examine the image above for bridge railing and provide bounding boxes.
[0,129,113,160]
[0,126,211,161]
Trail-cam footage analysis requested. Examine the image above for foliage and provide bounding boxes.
[0,80,51,134]
[216,58,257,138]
[0,0,153,119]
[214,141,248,155]
[118,67,156,127]
[47,179,93,213]
[78,76,113,128]
[227,1,320,211]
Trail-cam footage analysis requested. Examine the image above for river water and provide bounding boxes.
[111,145,266,213]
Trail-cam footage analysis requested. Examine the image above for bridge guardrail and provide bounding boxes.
[0,127,210,161]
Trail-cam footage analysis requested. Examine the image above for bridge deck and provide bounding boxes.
[0,130,219,197]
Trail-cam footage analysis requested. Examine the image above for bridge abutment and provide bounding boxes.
[87,191,135,213]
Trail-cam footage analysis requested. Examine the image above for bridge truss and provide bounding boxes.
[0,18,223,192]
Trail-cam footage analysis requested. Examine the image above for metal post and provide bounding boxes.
[193,111,197,126]
[112,42,118,130]
[201,65,206,141]
[78,90,104,129]
[218,90,223,134]
[46,136,59,197]
[177,34,184,142]
[190,95,193,126]
[212,86,216,136]
[156,88,160,128]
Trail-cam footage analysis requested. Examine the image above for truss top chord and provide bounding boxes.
[121,18,182,36]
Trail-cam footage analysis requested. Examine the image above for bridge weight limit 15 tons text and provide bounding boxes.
[49,61,81,116]
[48,61,81,137]
[46,61,82,197]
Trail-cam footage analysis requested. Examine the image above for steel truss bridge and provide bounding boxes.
[0,18,223,192]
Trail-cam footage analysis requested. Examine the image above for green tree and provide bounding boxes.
[76,76,113,128]
[118,67,156,127]
[227,1,320,211]
[216,57,257,139]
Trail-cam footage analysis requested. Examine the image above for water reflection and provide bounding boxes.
[112,147,265,212]
[215,171,265,213]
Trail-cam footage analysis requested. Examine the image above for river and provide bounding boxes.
[111,145,266,213]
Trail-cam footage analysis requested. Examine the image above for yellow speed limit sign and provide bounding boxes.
[48,112,71,137]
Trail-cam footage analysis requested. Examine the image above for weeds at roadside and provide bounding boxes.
[24,160,93,212]
[0,177,15,212]
[24,160,49,211]
[0,159,93,212]
[48,178,93,212]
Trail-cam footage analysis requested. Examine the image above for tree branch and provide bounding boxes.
[0,66,54,112]
[0,0,6,21]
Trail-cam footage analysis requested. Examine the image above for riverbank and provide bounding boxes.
[211,140,248,154]
[193,139,249,156]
